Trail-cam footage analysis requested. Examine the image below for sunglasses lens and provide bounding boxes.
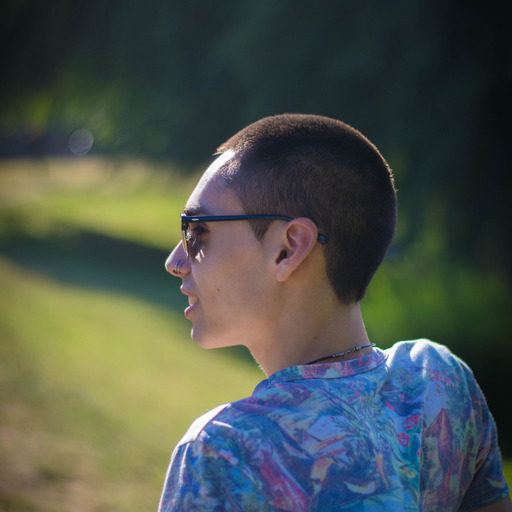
[181,221,189,258]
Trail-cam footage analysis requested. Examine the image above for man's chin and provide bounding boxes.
[190,327,217,349]
[190,327,236,350]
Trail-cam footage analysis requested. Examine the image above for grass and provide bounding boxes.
[0,157,197,249]
[0,157,510,509]
[0,256,263,511]
[0,157,263,510]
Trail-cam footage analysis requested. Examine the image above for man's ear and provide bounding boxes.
[274,218,319,282]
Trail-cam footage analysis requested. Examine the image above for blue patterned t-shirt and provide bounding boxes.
[159,340,509,511]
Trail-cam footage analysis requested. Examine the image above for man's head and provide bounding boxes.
[214,113,397,304]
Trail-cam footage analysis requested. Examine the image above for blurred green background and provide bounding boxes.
[1,1,510,510]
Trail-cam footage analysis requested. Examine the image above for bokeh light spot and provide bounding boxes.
[68,129,94,155]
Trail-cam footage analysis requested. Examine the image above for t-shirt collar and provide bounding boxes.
[254,348,388,393]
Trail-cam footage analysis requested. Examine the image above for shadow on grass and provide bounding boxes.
[1,228,179,309]
[0,228,255,365]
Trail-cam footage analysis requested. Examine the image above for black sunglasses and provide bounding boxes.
[180,213,328,259]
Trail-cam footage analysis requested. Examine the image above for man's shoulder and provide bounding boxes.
[385,339,484,407]
[177,403,231,447]
[388,338,451,354]
[176,396,263,448]
[387,338,468,369]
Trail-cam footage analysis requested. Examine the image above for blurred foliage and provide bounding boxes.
[1,0,511,505]
[1,0,511,277]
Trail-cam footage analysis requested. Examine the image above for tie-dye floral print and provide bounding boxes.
[159,340,509,511]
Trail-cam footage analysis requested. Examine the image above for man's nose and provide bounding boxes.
[165,242,189,277]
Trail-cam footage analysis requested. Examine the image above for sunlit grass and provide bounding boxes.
[0,256,262,510]
[0,157,265,509]
[0,157,200,249]
[504,461,512,495]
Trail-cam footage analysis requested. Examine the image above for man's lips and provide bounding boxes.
[182,290,199,318]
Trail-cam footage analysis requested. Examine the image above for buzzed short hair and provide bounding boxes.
[216,114,397,304]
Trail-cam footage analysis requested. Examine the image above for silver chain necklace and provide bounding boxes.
[305,343,376,365]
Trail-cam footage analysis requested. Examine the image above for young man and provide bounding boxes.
[159,114,510,511]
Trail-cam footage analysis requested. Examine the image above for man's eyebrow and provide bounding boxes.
[183,205,212,216]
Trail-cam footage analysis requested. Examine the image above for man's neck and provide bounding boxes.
[251,297,370,376]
